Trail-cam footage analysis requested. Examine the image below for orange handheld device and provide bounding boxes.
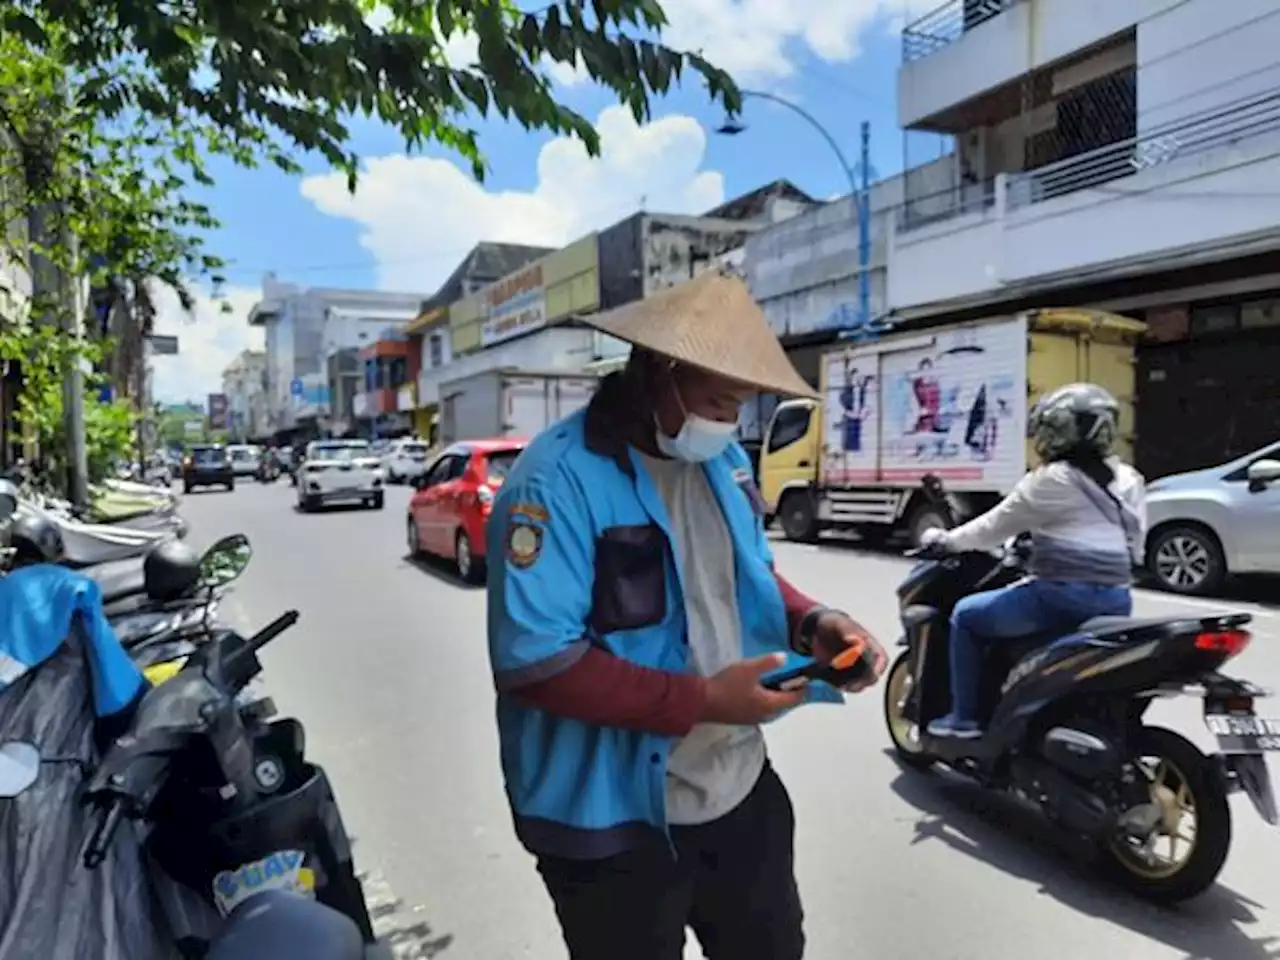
[762,642,871,691]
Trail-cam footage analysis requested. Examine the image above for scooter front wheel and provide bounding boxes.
[1102,725,1231,902]
[883,652,934,770]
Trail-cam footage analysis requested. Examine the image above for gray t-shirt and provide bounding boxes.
[635,450,766,826]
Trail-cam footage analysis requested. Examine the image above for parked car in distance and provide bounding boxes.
[296,439,385,512]
[406,439,525,583]
[182,444,235,493]
[1143,440,1280,595]
[382,438,433,484]
[226,444,261,477]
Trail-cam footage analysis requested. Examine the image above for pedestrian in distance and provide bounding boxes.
[486,269,889,960]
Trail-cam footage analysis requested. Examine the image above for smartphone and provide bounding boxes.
[761,643,871,691]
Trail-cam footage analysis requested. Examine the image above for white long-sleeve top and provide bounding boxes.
[940,457,1147,586]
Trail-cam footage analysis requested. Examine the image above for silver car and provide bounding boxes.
[1144,441,1280,595]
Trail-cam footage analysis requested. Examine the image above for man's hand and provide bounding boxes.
[702,654,806,725]
[811,611,887,693]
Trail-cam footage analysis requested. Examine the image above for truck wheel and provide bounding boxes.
[907,503,950,547]
[778,491,819,542]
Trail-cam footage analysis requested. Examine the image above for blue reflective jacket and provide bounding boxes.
[0,564,144,717]
[486,394,840,860]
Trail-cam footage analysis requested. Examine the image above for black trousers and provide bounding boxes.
[536,763,805,960]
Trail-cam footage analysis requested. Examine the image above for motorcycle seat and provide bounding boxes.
[1079,614,1198,637]
[81,558,148,604]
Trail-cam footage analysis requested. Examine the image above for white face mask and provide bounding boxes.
[655,381,738,463]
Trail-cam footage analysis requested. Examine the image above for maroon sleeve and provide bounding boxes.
[513,647,708,737]
[773,570,823,646]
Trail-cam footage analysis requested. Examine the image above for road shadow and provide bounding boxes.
[351,837,455,959]
[291,502,384,515]
[401,553,482,590]
[887,756,1278,959]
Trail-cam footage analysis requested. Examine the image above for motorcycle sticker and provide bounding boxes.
[212,849,316,916]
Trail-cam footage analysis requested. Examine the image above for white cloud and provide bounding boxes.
[658,0,935,86]
[148,282,263,404]
[300,104,724,292]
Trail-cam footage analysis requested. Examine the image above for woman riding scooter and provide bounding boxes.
[919,382,1147,739]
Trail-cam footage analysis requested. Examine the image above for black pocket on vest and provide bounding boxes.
[590,524,667,635]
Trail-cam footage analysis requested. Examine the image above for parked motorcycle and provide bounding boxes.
[882,475,1276,902]
[15,498,184,566]
[0,534,377,957]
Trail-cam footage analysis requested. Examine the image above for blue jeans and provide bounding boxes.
[947,579,1132,723]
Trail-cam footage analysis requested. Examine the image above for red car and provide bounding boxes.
[406,439,526,583]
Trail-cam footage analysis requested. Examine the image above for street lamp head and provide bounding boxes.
[715,115,748,136]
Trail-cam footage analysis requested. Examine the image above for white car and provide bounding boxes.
[382,438,433,483]
[295,440,385,512]
[226,444,261,477]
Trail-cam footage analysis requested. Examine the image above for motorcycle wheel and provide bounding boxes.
[882,652,934,770]
[1102,725,1231,903]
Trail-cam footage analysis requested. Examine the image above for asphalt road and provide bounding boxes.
[180,481,1280,960]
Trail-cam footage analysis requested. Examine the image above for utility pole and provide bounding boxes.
[61,222,89,506]
[858,121,871,329]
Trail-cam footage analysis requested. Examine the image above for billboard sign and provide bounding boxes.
[207,393,230,430]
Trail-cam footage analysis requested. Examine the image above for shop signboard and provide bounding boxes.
[481,263,546,347]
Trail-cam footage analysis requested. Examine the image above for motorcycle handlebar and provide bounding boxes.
[83,799,125,869]
[222,610,299,675]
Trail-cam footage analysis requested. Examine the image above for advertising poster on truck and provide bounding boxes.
[879,320,1027,491]
[821,352,880,485]
[820,318,1029,494]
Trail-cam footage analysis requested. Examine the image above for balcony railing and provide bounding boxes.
[902,0,1015,63]
[899,175,997,231]
[896,89,1280,232]
[1006,89,1280,210]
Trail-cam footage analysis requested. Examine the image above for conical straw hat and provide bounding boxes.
[580,270,818,399]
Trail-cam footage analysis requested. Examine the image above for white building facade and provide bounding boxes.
[247,274,428,434]
[220,349,269,441]
[889,0,1280,315]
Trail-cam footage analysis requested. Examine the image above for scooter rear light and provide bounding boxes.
[1195,629,1251,658]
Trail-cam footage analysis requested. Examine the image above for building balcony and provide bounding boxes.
[888,91,1280,313]
[899,0,1144,129]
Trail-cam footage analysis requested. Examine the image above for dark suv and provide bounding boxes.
[182,444,235,493]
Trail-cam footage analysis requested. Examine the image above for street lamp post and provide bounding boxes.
[717,90,872,332]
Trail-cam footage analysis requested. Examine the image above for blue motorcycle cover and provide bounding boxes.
[0,565,178,958]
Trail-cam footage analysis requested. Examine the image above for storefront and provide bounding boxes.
[1136,291,1280,478]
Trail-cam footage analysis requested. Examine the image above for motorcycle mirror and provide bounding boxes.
[199,534,253,588]
[0,741,40,798]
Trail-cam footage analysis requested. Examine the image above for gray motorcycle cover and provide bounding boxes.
[0,632,181,960]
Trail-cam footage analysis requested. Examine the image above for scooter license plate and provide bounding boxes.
[1205,714,1280,752]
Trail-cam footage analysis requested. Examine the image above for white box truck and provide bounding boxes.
[438,369,599,444]
[757,309,1146,545]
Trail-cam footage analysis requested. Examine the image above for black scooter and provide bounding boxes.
[76,545,376,956]
[883,475,1278,902]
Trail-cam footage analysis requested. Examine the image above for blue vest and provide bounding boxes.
[486,405,840,859]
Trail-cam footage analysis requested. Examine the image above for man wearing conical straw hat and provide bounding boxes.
[487,269,887,958]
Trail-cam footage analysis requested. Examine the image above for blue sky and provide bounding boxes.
[150,2,945,402]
